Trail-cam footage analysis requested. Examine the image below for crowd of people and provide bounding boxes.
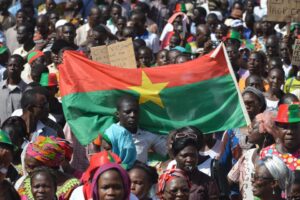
[0,0,300,199]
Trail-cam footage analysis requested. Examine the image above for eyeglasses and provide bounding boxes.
[175,132,198,140]
[251,173,274,181]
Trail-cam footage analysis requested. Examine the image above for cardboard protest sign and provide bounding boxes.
[91,38,137,68]
[292,39,300,66]
[267,0,300,22]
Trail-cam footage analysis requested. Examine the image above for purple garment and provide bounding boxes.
[91,163,131,200]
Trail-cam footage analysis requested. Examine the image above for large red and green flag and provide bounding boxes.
[59,44,250,145]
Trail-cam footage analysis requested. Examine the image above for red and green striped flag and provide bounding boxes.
[59,44,250,145]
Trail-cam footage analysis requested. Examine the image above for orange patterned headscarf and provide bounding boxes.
[157,168,190,198]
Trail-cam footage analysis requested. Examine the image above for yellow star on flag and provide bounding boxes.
[129,71,169,108]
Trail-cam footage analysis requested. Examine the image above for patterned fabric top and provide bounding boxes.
[260,144,300,171]
[18,175,80,200]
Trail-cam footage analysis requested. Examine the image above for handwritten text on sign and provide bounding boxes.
[292,39,300,66]
[267,0,300,22]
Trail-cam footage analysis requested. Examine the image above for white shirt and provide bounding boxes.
[131,128,167,163]
[75,23,91,46]
[136,31,160,53]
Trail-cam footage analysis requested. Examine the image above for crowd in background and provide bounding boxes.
[1,0,300,200]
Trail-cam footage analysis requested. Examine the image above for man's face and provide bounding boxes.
[7,57,23,79]
[130,14,145,30]
[89,8,101,27]
[32,94,49,121]
[117,100,139,133]
[17,25,29,44]
[62,25,76,43]
[0,146,13,182]
[276,122,300,152]
[138,49,152,67]
[16,12,27,26]
[247,53,262,75]
[266,39,279,57]
[111,7,121,23]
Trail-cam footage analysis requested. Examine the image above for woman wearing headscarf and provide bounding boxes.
[16,136,80,200]
[156,168,190,200]
[260,103,300,171]
[252,155,294,200]
[69,151,122,200]
[160,12,189,49]
[91,163,131,200]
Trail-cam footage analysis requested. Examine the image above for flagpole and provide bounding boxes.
[212,43,251,126]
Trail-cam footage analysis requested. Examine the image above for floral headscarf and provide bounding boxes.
[26,136,65,168]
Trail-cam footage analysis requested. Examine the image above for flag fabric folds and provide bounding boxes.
[59,44,249,145]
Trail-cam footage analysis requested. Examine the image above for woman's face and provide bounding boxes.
[129,168,151,200]
[247,119,263,144]
[268,69,284,90]
[162,177,190,200]
[98,169,125,200]
[31,172,56,200]
[252,164,274,198]
[243,92,262,120]
[276,122,300,152]
[175,145,198,173]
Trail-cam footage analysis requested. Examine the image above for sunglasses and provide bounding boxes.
[175,132,198,140]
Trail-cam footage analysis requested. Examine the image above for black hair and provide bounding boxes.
[1,116,27,141]
[194,6,207,17]
[30,166,57,189]
[130,161,158,185]
[175,54,191,63]
[268,57,283,68]
[134,2,150,15]
[172,137,200,157]
[137,46,153,55]
[9,54,25,66]
[268,67,284,78]
[51,39,76,54]
[21,86,49,110]
[130,11,146,24]
[116,94,138,111]
[111,3,121,13]
[16,8,27,15]
[206,13,218,21]
[231,0,244,10]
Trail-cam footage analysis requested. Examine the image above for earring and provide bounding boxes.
[272,188,275,195]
